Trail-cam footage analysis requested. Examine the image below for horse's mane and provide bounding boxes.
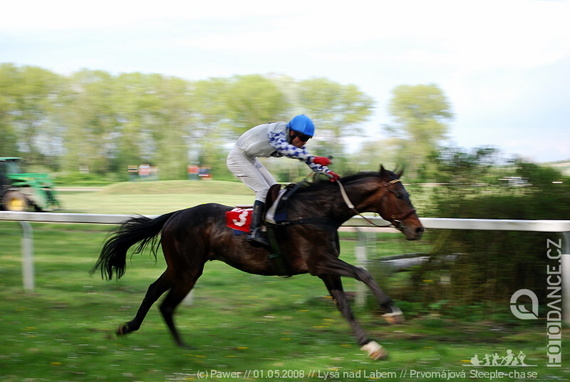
[296,170,391,194]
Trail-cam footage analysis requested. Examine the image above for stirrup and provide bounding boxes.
[247,228,270,247]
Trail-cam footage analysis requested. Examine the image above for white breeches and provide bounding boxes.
[227,148,277,202]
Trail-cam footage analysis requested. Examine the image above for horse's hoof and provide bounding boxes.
[383,311,405,324]
[116,323,129,336]
[361,341,388,360]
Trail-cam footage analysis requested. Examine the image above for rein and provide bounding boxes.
[336,179,415,229]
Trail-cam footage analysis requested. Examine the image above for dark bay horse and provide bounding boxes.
[92,165,423,359]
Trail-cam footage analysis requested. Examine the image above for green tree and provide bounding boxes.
[112,72,156,175]
[149,75,193,179]
[188,78,232,176]
[384,84,453,179]
[356,137,402,171]
[0,64,65,168]
[427,146,500,216]
[0,65,19,156]
[296,78,374,173]
[110,72,189,178]
[59,71,192,179]
[225,75,290,134]
[60,70,118,174]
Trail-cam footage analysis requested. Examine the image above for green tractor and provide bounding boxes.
[0,157,61,212]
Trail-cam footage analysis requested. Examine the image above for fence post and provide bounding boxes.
[19,221,35,293]
[182,291,194,306]
[355,228,367,308]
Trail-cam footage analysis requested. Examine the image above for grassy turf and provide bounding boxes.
[1,182,568,381]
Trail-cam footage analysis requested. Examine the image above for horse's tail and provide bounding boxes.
[91,211,179,280]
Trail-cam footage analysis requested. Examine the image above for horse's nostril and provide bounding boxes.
[416,226,425,234]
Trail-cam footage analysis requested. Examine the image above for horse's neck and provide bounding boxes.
[342,178,385,215]
[291,178,384,221]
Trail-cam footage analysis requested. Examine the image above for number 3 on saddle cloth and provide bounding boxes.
[225,208,253,233]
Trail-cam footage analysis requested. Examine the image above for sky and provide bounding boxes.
[1,0,569,163]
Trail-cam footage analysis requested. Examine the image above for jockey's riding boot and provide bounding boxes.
[247,200,270,247]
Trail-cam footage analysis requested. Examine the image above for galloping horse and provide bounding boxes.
[92,165,423,359]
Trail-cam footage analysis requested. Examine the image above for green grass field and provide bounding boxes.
[1,180,568,381]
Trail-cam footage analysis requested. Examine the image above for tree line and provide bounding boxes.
[0,63,452,181]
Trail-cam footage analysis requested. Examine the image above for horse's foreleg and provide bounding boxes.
[351,266,404,324]
[118,271,173,336]
[319,275,388,360]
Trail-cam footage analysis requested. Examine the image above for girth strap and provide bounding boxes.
[269,216,339,230]
[266,227,290,277]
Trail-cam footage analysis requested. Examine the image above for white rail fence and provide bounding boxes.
[1,212,569,323]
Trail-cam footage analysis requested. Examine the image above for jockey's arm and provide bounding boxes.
[268,131,333,176]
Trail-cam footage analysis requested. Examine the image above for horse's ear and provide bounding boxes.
[396,166,405,178]
[379,164,387,175]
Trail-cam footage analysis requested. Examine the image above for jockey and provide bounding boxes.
[227,114,340,246]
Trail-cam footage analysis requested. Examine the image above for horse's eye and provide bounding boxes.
[395,193,403,199]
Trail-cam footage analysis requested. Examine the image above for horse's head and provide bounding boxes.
[376,165,424,240]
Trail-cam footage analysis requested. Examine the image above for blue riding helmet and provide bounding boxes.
[286,115,315,137]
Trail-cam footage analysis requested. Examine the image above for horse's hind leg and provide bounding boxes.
[319,275,369,345]
[159,269,203,348]
[319,275,388,360]
[118,271,173,336]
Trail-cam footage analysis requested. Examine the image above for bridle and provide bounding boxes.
[384,179,417,229]
[336,178,416,230]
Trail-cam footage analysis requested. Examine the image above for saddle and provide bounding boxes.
[225,183,294,232]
